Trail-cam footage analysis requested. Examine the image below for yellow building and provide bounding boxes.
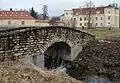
[104,6,119,28]
[61,5,119,28]
[0,10,35,27]
[0,9,65,28]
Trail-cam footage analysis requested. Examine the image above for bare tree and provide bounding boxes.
[70,18,76,29]
[49,17,60,26]
[42,5,49,20]
[85,0,95,29]
[63,17,76,29]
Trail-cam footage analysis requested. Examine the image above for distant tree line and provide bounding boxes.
[29,5,49,20]
[49,17,60,25]
[29,5,62,26]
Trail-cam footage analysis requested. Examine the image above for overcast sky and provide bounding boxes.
[0,0,120,16]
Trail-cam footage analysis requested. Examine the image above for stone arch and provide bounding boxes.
[41,36,80,54]
[42,38,83,61]
[44,41,71,69]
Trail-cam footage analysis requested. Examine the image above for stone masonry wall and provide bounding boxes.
[0,26,95,62]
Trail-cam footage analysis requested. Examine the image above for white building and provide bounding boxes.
[61,5,119,28]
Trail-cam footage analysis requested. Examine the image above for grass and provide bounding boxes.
[85,28,120,39]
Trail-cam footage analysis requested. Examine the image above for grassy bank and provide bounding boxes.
[85,28,120,38]
[0,61,82,83]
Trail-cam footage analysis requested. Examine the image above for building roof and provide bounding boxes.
[106,5,119,9]
[72,6,105,15]
[0,10,34,20]
[64,8,72,11]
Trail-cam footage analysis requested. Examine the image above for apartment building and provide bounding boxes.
[61,5,119,28]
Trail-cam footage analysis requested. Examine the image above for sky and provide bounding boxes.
[0,0,120,16]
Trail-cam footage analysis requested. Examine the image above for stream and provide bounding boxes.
[84,76,120,83]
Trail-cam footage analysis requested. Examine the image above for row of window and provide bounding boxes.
[73,17,87,21]
[80,23,87,26]
[79,23,103,26]
[95,22,111,26]
[80,17,87,21]
[95,23,103,26]
[65,10,111,15]
[79,22,110,26]
[95,17,103,20]
[8,21,25,25]
[74,16,110,21]
[78,17,103,21]
[96,16,110,20]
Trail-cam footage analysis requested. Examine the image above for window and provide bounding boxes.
[74,18,76,21]
[84,17,86,21]
[21,21,25,25]
[75,13,78,15]
[108,11,110,14]
[101,17,103,20]
[96,23,98,26]
[80,23,82,26]
[84,23,86,26]
[108,16,110,20]
[108,22,110,24]
[8,21,11,25]
[96,17,98,20]
[66,12,68,15]
[101,23,103,26]
[80,17,82,21]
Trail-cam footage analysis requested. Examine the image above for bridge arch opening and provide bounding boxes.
[44,42,71,70]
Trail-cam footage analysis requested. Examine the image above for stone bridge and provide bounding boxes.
[0,26,95,68]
